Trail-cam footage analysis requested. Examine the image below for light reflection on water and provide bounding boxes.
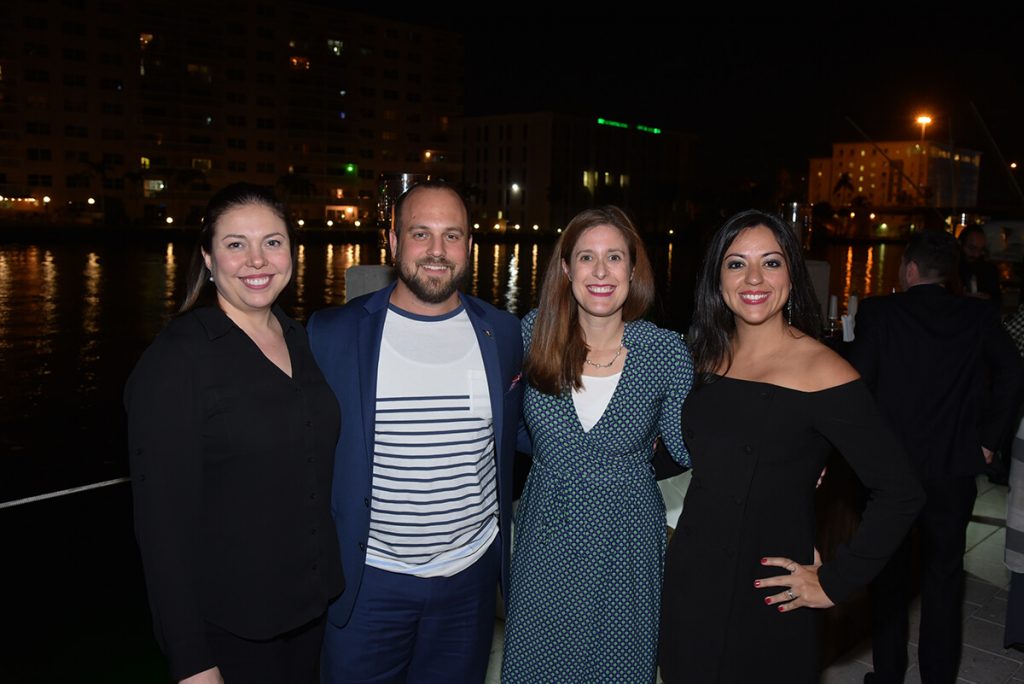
[843,247,853,313]
[0,239,896,500]
[490,244,502,308]
[505,244,520,315]
[530,245,539,312]
[293,244,307,320]
[0,253,10,351]
[41,250,57,356]
[824,242,903,317]
[163,243,177,317]
[471,242,480,296]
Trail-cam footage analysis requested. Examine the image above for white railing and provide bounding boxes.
[0,476,129,510]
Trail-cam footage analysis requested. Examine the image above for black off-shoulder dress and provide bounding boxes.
[659,377,924,683]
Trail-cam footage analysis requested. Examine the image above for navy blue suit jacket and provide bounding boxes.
[307,282,524,627]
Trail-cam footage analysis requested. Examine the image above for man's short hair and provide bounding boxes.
[392,180,469,235]
[904,229,960,284]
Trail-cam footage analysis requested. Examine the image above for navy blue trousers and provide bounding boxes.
[321,539,499,683]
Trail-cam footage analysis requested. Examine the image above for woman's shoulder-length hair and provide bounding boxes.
[524,205,655,395]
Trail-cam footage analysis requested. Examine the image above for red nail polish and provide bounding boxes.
[777,605,785,612]
[760,557,767,564]
[764,597,771,605]
[754,580,761,587]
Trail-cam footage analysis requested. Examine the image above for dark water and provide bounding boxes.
[0,237,899,502]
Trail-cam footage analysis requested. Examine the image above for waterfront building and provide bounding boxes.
[807,140,982,238]
[0,1,462,226]
[456,112,694,234]
[809,141,981,209]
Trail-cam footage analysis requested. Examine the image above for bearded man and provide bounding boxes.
[308,180,523,683]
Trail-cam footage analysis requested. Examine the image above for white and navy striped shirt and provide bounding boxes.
[366,304,498,577]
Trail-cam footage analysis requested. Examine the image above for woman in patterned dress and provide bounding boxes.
[501,206,694,683]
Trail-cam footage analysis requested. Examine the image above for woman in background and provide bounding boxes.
[126,184,343,683]
[658,210,923,682]
[501,206,693,683]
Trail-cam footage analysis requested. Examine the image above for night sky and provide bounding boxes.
[359,11,1024,210]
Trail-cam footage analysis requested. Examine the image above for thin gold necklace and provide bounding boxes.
[584,334,625,369]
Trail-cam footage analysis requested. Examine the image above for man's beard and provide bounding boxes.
[395,252,470,305]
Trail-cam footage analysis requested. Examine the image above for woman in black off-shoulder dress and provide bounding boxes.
[658,211,924,683]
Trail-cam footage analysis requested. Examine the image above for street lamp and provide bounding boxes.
[506,183,522,231]
[916,114,932,142]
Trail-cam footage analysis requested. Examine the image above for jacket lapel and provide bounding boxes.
[464,296,505,462]
[358,284,394,469]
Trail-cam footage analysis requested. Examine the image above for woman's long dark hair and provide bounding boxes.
[179,183,296,313]
[689,210,822,381]
[525,206,655,395]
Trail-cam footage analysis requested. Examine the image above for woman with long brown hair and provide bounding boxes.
[501,206,693,683]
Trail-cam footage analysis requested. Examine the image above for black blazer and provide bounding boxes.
[847,284,1023,480]
[125,306,344,680]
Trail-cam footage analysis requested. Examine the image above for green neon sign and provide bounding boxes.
[597,118,662,135]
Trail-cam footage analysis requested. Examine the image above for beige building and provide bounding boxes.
[808,141,981,209]
[0,2,462,225]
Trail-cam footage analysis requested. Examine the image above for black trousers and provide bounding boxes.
[204,614,326,684]
[868,476,977,684]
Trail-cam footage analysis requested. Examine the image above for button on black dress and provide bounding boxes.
[659,377,923,683]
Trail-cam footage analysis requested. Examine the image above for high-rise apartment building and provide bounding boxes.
[0,1,462,225]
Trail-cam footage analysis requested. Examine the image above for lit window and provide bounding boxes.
[290,56,311,70]
[140,156,150,169]
[191,158,212,172]
[860,150,866,156]
[143,179,165,197]
[620,174,629,187]
[604,172,612,185]
[139,32,153,49]
[327,39,343,55]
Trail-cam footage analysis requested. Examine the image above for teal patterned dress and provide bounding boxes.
[501,310,693,683]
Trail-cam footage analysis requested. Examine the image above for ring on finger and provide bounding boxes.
[786,590,796,600]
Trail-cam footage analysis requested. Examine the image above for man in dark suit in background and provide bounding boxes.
[848,229,1022,683]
